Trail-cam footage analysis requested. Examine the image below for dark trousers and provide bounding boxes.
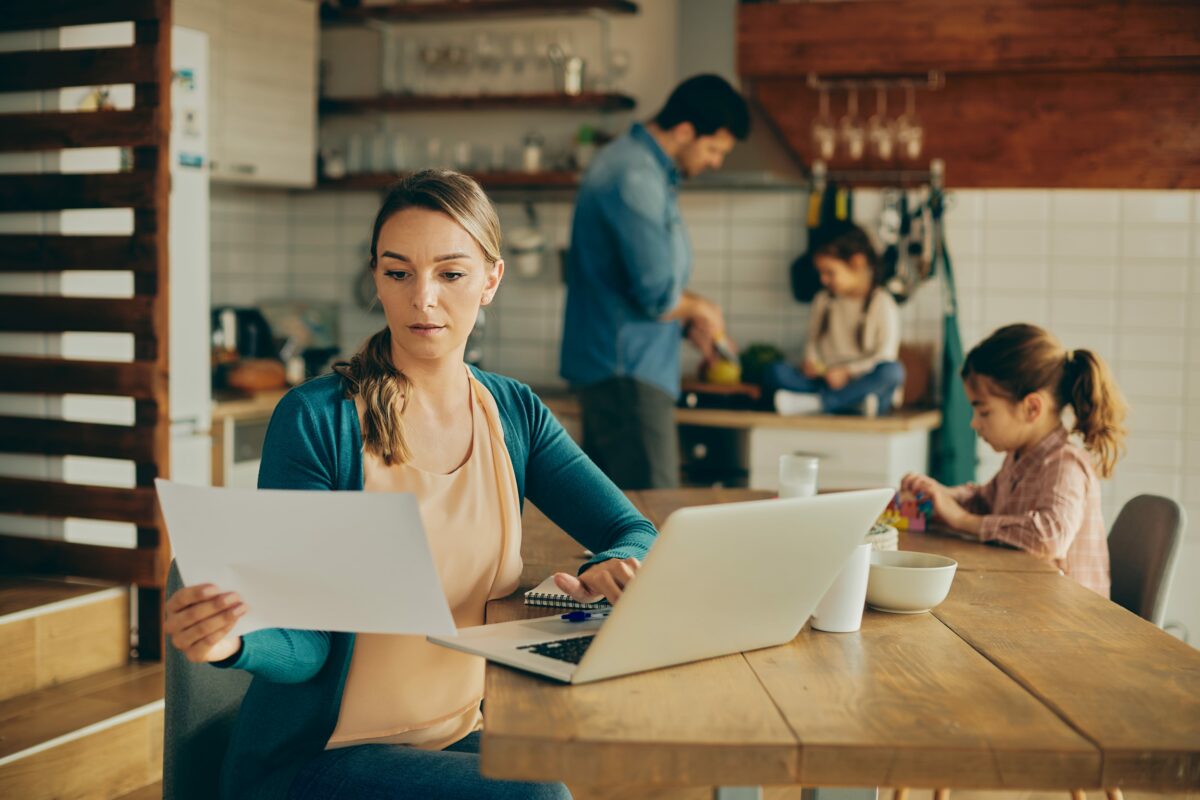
[576,377,680,490]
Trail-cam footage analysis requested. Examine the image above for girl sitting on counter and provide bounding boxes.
[164,170,657,800]
[903,323,1128,596]
[767,221,905,418]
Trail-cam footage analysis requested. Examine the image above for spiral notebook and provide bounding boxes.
[523,575,611,610]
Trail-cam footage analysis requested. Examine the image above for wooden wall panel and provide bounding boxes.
[753,71,1200,189]
[738,0,1200,77]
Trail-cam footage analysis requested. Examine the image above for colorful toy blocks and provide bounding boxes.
[878,489,933,531]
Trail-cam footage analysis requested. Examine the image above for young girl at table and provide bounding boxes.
[163,171,658,800]
[902,323,1127,596]
[767,221,905,418]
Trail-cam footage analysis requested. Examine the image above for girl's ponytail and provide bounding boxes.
[1064,348,1127,479]
[964,324,1128,478]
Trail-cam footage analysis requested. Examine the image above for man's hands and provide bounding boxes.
[666,292,729,362]
[552,557,641,605]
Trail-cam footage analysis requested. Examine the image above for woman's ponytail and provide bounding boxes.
[1064,349,1127,479]
[334,328,413,466]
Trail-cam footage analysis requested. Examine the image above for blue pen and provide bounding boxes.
[561,609,612,622]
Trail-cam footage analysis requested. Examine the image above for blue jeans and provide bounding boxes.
[287,732,572,800]
[765,360,905,414]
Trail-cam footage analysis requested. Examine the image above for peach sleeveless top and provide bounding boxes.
[326,372,523,750]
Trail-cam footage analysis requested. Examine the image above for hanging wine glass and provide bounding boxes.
[811,86,836,161]
[867,84,895,161]
[838,86,866,161]
[896,83,924,161]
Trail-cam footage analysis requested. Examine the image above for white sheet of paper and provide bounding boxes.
[156,479,456,638]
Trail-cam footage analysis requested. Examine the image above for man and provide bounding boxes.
[559,74,751,490]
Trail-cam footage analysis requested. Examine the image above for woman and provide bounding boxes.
[164,170,657,799]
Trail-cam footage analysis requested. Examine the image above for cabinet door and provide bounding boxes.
[211,0,318,187]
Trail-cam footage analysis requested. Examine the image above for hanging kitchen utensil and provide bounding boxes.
[838,86,866,161]
[896,83,924,161]
[867,84,895,161]
[812,87,836,162]
[508,202,547,278]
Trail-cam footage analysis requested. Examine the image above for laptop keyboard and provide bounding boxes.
[518,635,595,664]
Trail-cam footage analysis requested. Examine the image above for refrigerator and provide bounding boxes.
[0,24,211,548]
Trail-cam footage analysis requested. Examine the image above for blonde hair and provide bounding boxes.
[962,323,1128,478]
[335,170,501,466]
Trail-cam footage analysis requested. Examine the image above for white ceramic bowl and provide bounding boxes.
[866,550,958,614]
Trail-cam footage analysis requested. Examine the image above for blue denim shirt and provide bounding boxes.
[559,123,692,399]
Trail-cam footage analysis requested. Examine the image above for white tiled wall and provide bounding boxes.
[210,186,1200,640]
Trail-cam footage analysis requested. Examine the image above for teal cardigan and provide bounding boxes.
[217,368,657,800]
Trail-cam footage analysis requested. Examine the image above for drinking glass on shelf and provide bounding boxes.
[896,83,924,161]
[344,133,365,174]
[472,31,503,94]
[838,86,866,161]
[607,48,630,92]
[867,85,896,161]
[811,86,836,162]
[388,134,413,172]
[506,33,534,94]
[453,140,474,171]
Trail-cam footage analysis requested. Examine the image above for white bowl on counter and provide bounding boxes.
[866,550,957,614]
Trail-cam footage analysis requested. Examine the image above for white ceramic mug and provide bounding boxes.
[811,543,872,633]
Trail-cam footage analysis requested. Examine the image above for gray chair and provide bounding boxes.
[164,561,251,800]
[1108,494,1186,627]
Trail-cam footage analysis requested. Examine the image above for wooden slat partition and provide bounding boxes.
[0,356,159,398]
[0,234,158,272]
[0,172,157,211]
[0,295,156,336]
[0,110,158,151]
[0,45,158,92]
[0,478,159,528]
[0,535,161,586]
[0,0,160,32]
[0,0,173,660]
[0,416,156,462]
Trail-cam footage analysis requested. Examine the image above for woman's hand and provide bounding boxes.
[802,359,823,379]
[824,366,850,390]
[164,583,246,664]
[552,557,641,605]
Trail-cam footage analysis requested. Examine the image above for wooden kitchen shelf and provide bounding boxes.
[320,91,635,114]
[319,169,580,191]
[321,1,638,24]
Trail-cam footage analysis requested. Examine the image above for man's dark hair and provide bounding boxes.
[653,74,751,140]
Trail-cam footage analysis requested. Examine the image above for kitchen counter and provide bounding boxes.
[211,389,288,423]
[537,391,941,433]
[210,386,943,492]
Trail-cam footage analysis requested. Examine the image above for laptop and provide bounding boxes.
[427,488,893,684]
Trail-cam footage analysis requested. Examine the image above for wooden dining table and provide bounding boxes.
[480,489,1200,800]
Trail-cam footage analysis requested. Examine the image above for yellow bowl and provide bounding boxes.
[866,550,957,614]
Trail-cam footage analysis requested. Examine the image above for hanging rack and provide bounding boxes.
[806,71,944,92]
[809,158,945,189]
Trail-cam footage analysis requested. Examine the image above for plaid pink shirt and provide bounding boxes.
[952,426,1110,597]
